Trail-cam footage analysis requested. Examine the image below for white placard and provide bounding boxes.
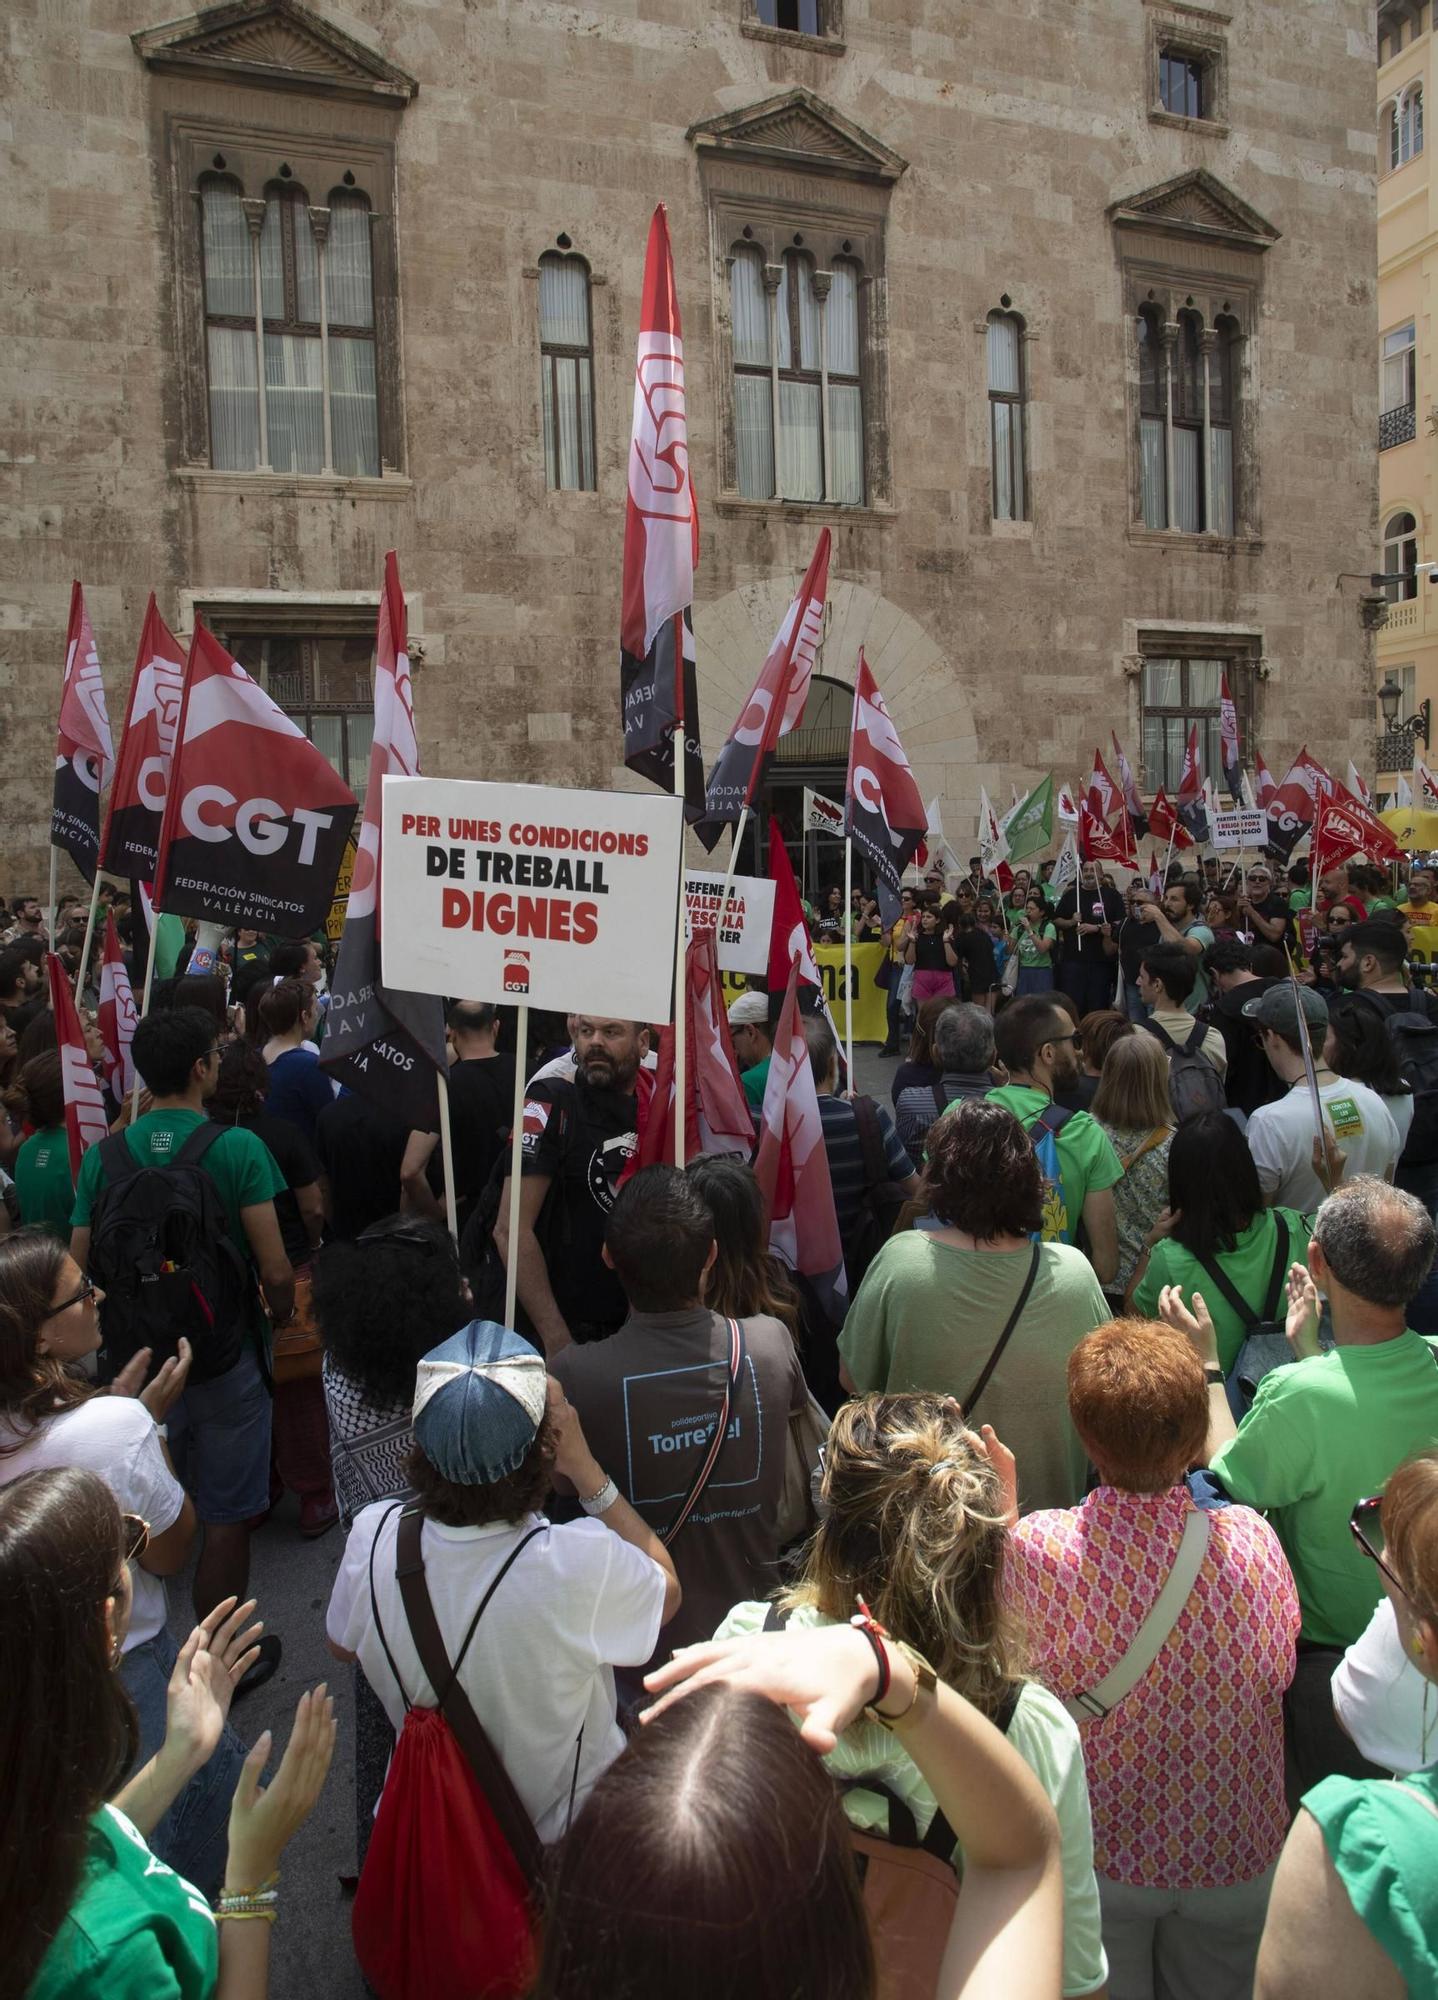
[380,776,685,1019]
[1211,806,1268,850]
[684,870,775,975]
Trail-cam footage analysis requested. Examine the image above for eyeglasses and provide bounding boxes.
[120,1513,150,1565]
[1349,1496,1407,1598]
[46,1274,98,1318]
[1047,1032,1077,1047]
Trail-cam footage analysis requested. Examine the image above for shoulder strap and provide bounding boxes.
[1139,1019,1176,1053]
[1392,1781,1438,1826]
[98,1131,141,1189]
[960,1243,1041,1422]
[1260,1212,1291,1324]
[394,1505,545,1882]
[852,1095,887,1196]
[174,1119,227,1170]
[366,1501,410,1714]
[1031,1101,1073,1139]
[1064,1509,1210,1724]
[1192,1247,1261,1331]
[932,1081,948,1119]
[1183,1022,1207,1057]
[762,1600,789,1633]
[1119,1127,1169,1173]
[663,1318,746,1548]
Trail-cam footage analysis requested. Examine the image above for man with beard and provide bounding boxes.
[488,1015,649,1356]
[1336,919,1438,1214]
[984,995,1122,1287]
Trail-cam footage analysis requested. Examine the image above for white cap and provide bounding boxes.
[727,991,769,1026]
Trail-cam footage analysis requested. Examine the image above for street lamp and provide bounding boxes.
[1376,673,1433,773]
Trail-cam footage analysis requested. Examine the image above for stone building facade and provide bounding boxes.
[3,0,1381,892]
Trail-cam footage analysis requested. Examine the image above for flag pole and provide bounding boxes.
[74,873,104,1000]
[129,946,157,1122]
[503,1002,528,1331]
[1162,825,1175,887]
[436,1067,458,1242]
[671,614,688,1169]
[716,805,750,939]
[47,846,58,950]
[843,835,855,1094]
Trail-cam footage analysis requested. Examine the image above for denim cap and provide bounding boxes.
[411,1320,548,1485]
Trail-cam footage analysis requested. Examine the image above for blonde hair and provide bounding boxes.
[1091,1030,1174,1131]
[786,1394,1023,1717]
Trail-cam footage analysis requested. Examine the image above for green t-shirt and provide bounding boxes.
[741,1055,771,1111]
[71,1109,286,1337]
[715,1598,1108,1999]
[1178,921,1216,1012]
[14,1125,76,1242]
[1132,1207,1315,1373]
[1016,922,1057,968]
[1289,889,1313,911]
[1305,1764,1438,1994]
[29,1803,217,2000]
[1209,1332,1438,1646]
[982,1084,1123,1247]
[838,1232,1108,1511]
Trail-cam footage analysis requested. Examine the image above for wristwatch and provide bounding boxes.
[1204,1365,1225,1386]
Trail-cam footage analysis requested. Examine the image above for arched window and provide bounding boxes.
[1385,511,1419,603]
[538,252,596,492]
[728,243,864,505]
[198,172,378,476]
[1135,306,1238,535]
[986,311,1026,521]
[1390,84,1425,169]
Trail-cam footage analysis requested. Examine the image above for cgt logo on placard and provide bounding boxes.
[503,949,531,995]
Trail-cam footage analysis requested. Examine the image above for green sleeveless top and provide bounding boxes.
[1306,1764,1438,1994]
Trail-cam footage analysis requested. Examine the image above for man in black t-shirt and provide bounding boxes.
[1054,863,1125,1015]
[952,913,999,1008]
[400,999,518,1233]
[490,1015,648,1355]
[1114,880,1163,1023]
[316,1089,412,1239]
[1238,864,1293,955]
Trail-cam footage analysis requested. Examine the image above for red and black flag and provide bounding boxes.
[844,650,927,892]
[100,595,186,883]
[321,553,448,1130]
[50,951,108,1179]
[153,625,357,935]
[698,529,831,849]
[619,204,704,816]
[53,583,115,881]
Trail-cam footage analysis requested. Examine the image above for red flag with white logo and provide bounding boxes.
[754,954,846,1322]
[1313,791,1404,873]
[1220,673,1242,801]
[766,817,823,995]
[619,205,704,814]
[1079,801,1136,868]
[636,931,754,1169]
[49,951,107,1179]
[699,530,831,846]
[1084,748,1119,823]
[1146,788,1195,849]
[97,913,137,1102]
[153,625,357,933]
[1253,751,1278,812]
[1111,732,1149,837]
[1417,757,1438,811]
[100,597,186,883]
[1266,746,1336,861]
[321,553,447,1129]
[1147,848,1164,895]
[844,651,927,892]
[53,583,116,881]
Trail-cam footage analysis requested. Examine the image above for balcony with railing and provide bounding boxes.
[1381,402,1418,450]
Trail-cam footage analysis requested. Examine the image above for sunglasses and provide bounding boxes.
[120,1513,150,1565]
[1349,1496,1407,1598]
[47,1274,98,1318]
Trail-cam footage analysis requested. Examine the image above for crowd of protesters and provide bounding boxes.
[3,848,1438,2000]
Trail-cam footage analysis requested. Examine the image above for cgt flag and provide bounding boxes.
[1220,673,1242,802]
[1079,801,1136,868]
[1084,748,1119,824]
[1176,725,1207,839]
[754,954,847,1324]
[322,553,448,1129]
[97,912,137,1103]
[1313,791,1405,873]
[766,816,824,996]
[100,596,186,883]
[619,205,704,816]
[49,951,108,1179]
[53,583,116,881]
[636,930,754,1169]
[698,530,831,848]
[844,650,927,892]
[154,625,357,935]
[1266,746,1336,861]
[1147,787,1195,849]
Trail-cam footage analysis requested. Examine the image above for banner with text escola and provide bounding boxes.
[381,777,685,1019]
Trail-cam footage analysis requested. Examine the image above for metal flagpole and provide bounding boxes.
[436,1067,458,1241]
[503,1002,528,1331]
[843,836,855,1096]
[671,614,687,1168]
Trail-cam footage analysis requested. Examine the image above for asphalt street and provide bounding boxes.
[171,1042,896,1999]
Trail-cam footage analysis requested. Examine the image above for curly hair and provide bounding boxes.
[404,1414,556,1527]
[311,1218,469,1406]
[787,1394,1022,1718]
[922,1098,1042,1239]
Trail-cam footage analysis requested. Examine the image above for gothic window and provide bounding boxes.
[1384,511,1419,602]
[1387,84,1425,169]
[986,311,1026,521]
[538,252,596,491]
[1135,307,1240,535]
[728,245,864,505]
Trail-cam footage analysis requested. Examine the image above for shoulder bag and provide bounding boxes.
[960,1242,1041,1422]
[1064,1507,1210,1724]
[663,1317,746,1547]
[1194,1212,1291,1415]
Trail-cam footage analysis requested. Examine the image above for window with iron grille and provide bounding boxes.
[216,627,376,805]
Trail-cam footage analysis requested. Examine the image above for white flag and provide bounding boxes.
[1051,832,1079,895]
[1397,773,1414,808]
[1419,759,1438,812]
[1239,768,1258,812]
[1056,782,1080,827]
[1346,760,1373,807]
[803,786,846,837]
[978,786,1009,867]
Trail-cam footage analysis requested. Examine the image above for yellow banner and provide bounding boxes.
[719,941,891,1044]
[325,835,358,944]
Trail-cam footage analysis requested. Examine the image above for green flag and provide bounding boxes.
[1004,774,1054,861]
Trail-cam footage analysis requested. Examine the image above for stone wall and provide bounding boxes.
[1,0,1379,888]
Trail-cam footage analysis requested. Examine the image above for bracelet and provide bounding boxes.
[866,1639,938,1733]
[850,1596,892,1711]
[579,1474,620,1517]
[214,1908,277,1926]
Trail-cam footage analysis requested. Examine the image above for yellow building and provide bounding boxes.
[1379,0,1438,770]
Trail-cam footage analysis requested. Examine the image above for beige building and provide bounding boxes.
[1378,0,1438,778]
[3,0,1381,893]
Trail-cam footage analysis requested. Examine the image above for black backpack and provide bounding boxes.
[1354,989,1438,1165]
[1140,1018,1226,1120]
[88,1123,255,1384]
[842,1095,910,1295]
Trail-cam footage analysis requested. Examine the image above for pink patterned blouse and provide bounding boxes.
[1008,1485,1299,1889]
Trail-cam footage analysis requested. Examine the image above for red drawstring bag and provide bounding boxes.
[351,1508,546,2000]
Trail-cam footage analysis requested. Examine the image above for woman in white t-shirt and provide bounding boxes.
[0,1227,245,1892]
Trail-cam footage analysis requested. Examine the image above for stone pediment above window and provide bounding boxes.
[687,89,907,186]
[133,0,417,105]
[1109,170,1278,254]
